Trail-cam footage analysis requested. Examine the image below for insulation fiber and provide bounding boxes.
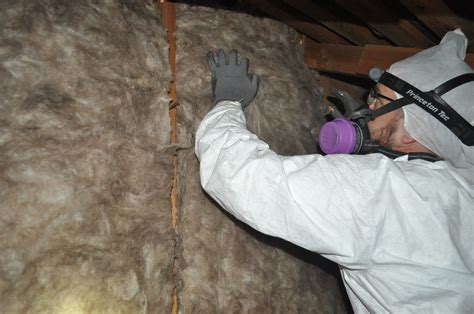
[0,0,174,312]
[175,4,348,313]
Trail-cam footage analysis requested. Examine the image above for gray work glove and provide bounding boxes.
[207,49,259,108]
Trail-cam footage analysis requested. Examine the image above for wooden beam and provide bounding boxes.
[304,39,474,76]
[330,0,434,48]
[244,0,351,44]
[304,40,364,75]
[399,0,474,52]
[283,0,389,46]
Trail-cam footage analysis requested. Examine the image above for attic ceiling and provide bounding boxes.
[171,0,474,75]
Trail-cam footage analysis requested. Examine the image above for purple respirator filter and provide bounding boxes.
[319,118,357,154]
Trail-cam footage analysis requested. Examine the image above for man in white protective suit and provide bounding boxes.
[195,29,474,313]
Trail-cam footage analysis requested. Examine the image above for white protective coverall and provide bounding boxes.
[195,32,474,313]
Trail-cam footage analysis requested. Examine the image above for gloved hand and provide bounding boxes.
[207,49,259,108]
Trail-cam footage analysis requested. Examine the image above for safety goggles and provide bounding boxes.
[366,87,396,105]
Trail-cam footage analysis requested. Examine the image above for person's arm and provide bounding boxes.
[195,100,379,268]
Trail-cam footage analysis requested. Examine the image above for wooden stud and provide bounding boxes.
[157,2,179,312]
[159,0,178,231]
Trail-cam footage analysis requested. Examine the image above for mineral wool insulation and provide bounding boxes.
[1,1,348,313]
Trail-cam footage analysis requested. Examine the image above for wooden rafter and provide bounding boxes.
[244,0,351,44]
[283,0,389,46]
[400,0,474,52]
[328,0,434,48]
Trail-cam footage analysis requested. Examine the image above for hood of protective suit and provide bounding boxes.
[387,29,474,168]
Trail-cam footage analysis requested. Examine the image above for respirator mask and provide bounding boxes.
[318,68,474,162]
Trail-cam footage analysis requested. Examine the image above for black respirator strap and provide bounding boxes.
[378,72,474,146]
[372,97,412,118]
[433,73,474,96]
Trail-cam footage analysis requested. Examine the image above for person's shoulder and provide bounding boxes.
[397,158,474,190]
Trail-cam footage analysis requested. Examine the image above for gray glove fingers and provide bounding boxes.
[207,51,218,72]
[228,49,238,66]
[239,57,249,73]
[216,49,227,66]
[250,73,259,90]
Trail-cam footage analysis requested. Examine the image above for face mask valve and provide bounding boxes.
[319,118,363,154]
